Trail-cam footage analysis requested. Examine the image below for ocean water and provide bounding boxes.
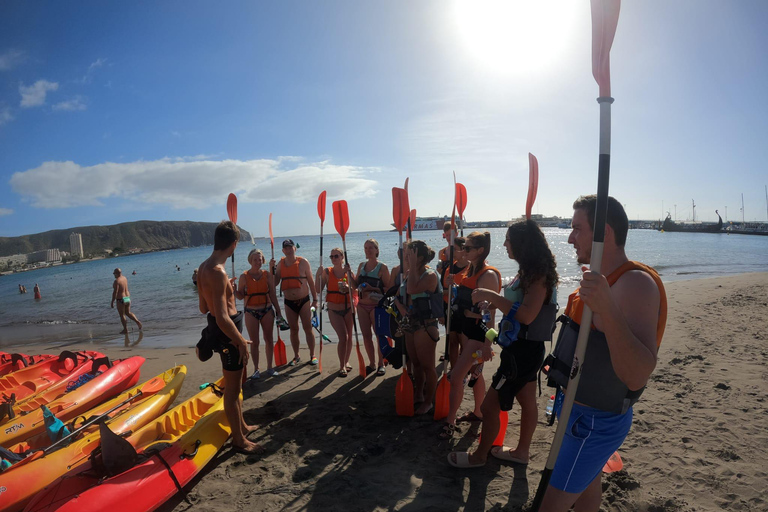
[1,227,767,346]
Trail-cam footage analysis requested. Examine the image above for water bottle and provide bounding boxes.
[468,350,484,388]
[480,301,491,324]
[545,394,555,421]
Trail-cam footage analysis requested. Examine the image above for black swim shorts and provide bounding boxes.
[491,341,545,411]
[197,312,245,372]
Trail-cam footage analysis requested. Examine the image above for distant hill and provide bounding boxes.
[0,221,251,257]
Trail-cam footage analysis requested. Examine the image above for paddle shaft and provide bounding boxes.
[318,222,324,366]
[532,96,613,510]
[340,239,362,350]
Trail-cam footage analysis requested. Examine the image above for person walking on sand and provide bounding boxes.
[537,196,667,512]
[196,220,261,454]
[235,249,282,379]
[271,239,318,366]
[315,247,355,376]
[448,220,559,468]
[111,268,142,333]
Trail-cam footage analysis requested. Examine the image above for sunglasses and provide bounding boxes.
[330,254,342,259]
[463,245,479,251]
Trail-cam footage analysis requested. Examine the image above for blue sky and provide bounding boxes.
[1,0,767,239]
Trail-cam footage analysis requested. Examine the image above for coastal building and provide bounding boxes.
[27,248,61,264]
[69,232,84,257]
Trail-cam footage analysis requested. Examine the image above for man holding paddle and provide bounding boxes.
[538,196,666,511]
[196,220,261,455]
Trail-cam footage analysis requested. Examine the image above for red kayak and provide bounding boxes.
[0,351,104,423]
[0,354,55,377]
[0,356,145,448]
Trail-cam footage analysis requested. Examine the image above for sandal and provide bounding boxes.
[457,411,483,423]
[339,368,348,377]
[288,357,301,366]
[376,366,385,376]
[438,423,458,440]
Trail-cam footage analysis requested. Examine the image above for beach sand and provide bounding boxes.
[4,272,767,511]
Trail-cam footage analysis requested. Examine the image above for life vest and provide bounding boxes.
[410,269,444,321]
[501,276,558,342]
[325,268,349,305]
[455,263,500,313]
[243,271,270,308]
[358,262,384,290]
[280,257,305,291]
[545,261,667,414]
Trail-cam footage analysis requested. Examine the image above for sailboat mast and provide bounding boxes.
[692,199,696,222]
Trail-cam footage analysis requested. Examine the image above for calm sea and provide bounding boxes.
[1,228,767,347]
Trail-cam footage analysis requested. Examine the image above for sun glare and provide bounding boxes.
[453,0,581,79]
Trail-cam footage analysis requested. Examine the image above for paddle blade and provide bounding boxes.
[357,342,366,378]
[603,451,624,473]
[275,335,287,367]
[404,177,409,190]
[456,183,468,217]
[433,376,450,420]
[227,193,238,224]
[409,209,416,231]
[268,213,274,245]
[332,200,350,238]
[526,153,539,220]
[392,187,410,232]
[317,191,327,223]
[396,369,414,417]
[591,0,621,97]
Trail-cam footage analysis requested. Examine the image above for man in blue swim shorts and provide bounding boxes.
[540,195,667,511]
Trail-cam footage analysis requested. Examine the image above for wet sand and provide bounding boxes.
[3,272,767,511]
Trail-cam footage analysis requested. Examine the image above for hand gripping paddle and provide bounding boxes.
[332,200,366,378]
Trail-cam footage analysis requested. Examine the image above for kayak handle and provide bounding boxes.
[180,439,201,460]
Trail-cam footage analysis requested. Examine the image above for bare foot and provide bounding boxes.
[415,403,433,415]
[233,440,264,454]
[119,329,128,334]
[243,423,259,436]
[137,322,143,330]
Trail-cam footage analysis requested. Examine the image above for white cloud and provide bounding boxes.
[0,207,13,216]
[19,80,59,108]
[79,58,108,84]
[10,157,380,209]
[0,104,12,126]
[0,49,26,71]
[53,96,87,111]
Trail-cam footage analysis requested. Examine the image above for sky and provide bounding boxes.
[1,0,767,239]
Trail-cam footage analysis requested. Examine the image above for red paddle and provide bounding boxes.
[392,187,413,416]
[526,153,539,220]
[332,200,366,378]
[455,183,467,236]
[317,191,327,373]
[226,193,238,278]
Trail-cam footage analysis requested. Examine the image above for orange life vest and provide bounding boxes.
[325,268,349,305]
[280,257,305,291]
[243,271,270,308]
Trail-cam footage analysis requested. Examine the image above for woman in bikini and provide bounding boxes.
[440,231,500,439]
[315,247,355,376]
[439,236,467,370]
[448,220,559,467]
[401,240,442,415]
[351,239,390,376]
[235,249,282,379]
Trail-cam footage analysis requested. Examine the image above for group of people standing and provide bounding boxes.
[195,193,667,512]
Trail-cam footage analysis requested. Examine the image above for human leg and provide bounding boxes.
[505,381,537,462]
[124,303,142,330]
[222,368,260,453]
[284,301,301,361]
[413,328,437,415]
[244,311,261,376]
[468,388,501,464]
[329,308,350,371]
[405,333,422,402]
[260,309,275,371]
[298,299,316,360]
[357,304,376,367]
[447,336,482,425]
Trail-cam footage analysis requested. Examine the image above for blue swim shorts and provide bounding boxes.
[550,401,633,494]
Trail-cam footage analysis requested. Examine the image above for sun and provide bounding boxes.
[453,0,582,78]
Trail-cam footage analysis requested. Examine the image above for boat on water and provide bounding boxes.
[660,210,723,233]
[390,216,464,231]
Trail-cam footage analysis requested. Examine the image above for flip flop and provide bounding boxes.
[288,357,301,366]
[457,411,483,423]
[447,451,485,469]
[490,446,528,465]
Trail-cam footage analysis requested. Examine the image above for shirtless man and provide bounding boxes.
[539,195,666,511]
[197,221,260,454]
[111,268,142,333]
[271,239,318,365]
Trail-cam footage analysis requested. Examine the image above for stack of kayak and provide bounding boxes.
[0,349,236,512]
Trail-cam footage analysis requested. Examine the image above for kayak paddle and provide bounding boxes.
[392,187,413,416]
[455,183,467,236]
[270,213,287,367]
[226,193,238,280]
[332,200,366,378]
[532,1,621,508]
[317,191,327,373]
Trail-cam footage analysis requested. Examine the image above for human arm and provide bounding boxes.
[268,272,282,318]
[301,258,318,307]
[471,276,547,324]
[314,266,326,294]
[271,258,281,289]
[234,274,247,301]
[111,281,117,307]
[578,268,660,391]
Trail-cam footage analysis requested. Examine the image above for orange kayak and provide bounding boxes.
[0,354,55,378]
[0,366,187,512]
[0,356,145,448]
[25,379,231,512]
[0,351,103,411]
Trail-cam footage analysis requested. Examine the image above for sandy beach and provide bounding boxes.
[4,272,767,512]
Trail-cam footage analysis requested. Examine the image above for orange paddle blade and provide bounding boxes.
[317,191,327,223]
[456,183,467,218]
[602,451,624,473]
[357,341,366,378]
[526,153,539,220]
[433,376,450,420]
[404,177,409,190]
[409,209,416,230]
[392,188,409,232]
[268,213,274,246]
[395,369,414,417]
[332,200,349,239]
[227,193,237,224]
[591,0,621,97]
[478,410,509,446]
[274,334,287,366]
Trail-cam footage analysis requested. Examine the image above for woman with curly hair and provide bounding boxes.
[448,220,559,468]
